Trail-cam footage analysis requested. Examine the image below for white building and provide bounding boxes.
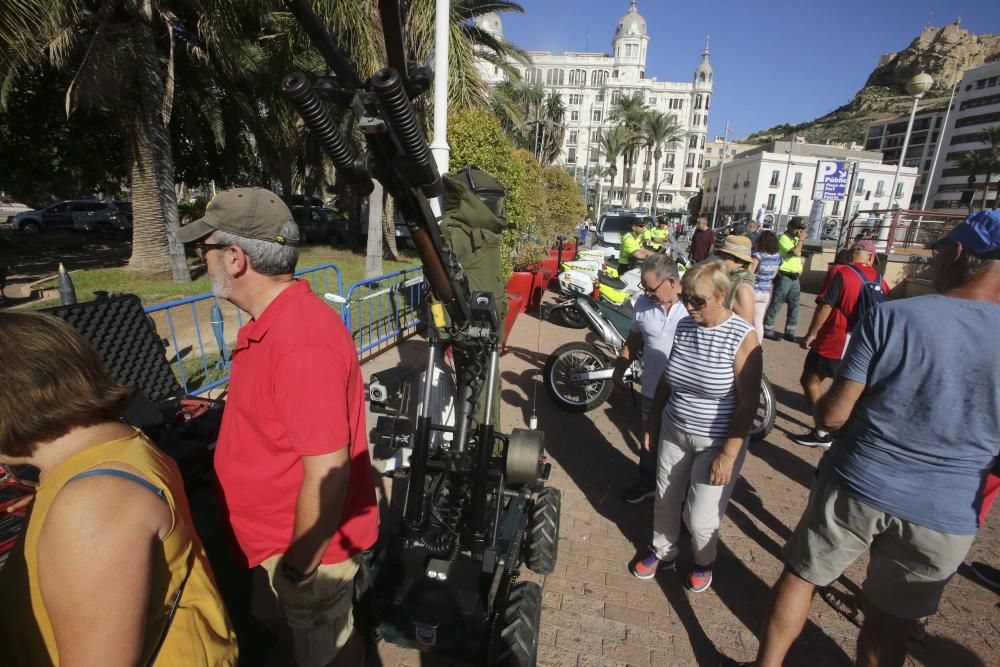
[701,139,918,226]
[474,2,712,212]
[927,60,1000,211]
[864,108,948,209]
[703,137,756,171]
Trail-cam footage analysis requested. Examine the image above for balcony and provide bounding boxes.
[743,180,750,187]
[769,181,780,188]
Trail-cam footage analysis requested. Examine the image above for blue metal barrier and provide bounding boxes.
[144,263,421,395]
[342,266,425,355]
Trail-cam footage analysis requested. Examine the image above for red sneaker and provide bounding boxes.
[687,565,713,592]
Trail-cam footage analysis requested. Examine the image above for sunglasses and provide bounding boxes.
[192,242,231,259]
[680,292,709,310]
[641,277,666,294]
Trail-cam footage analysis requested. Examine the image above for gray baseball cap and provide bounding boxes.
[176,187,298,245]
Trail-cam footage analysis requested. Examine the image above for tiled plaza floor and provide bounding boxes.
[370,292,1000,667]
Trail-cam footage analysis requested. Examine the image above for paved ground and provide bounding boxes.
[367,291,1000,667]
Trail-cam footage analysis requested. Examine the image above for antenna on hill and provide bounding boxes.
[925,11,933,30]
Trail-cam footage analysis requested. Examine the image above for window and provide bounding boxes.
[769,170,780,187]
[568,131,578,145]
[589,148,599,162]
[698,155,703,168]
[685,172,693,187]
[611,90,622,103]
[664,154,676,168]
[545,69,565,86]
[700,135,705,148]
[895,182,904,199]
[648,97,656,106]
[567,148,576,164]
[689,135,698,148]
[590,128,600,142]
[568,69,586,86]
[705,159,712,168]
[706,147,713,155]
[669,98,684,110]
[570,111,579,121]
[766,194,776,210]
[592,109,602,122]
[628,44,638,57]
[693,114,700,126]
[525,67,542,84]
[695,94,703,110]
[613,69,619,79]
[789,195,799,213]
[662,174,674,185]
[591,70,608,86]
[855,178,865,195]
[792,172,802,189]
[875,180,885,196]
[705,94,711,110]
[831,200,841,216]
[568,94,582,105]
[686,153,696,167]
[595,90,604,102]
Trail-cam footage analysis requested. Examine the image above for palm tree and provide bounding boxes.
[955,151,995,211]
[598,125,630,210]
[980,125,1000,207]
[608,92,646,208]
[642,111,685,214]
[1,0,196,279]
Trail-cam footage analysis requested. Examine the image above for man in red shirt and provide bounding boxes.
[792,240,888,449]
[177,188,377,667]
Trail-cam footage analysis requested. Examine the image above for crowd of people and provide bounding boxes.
[0,185,997,667]
[613,209,1000,667]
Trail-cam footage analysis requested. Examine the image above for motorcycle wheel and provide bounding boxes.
[543,341,613,413]
[750,374,777,440]
[554,303,588,329]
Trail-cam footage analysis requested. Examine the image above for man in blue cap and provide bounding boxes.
[722,210,1000,667]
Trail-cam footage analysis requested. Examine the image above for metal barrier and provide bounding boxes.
[840,209,966,255]
[342,266,425,356]
[144,263,422,395]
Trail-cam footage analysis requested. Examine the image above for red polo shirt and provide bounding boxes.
[215,280,377,568]
[812,263,889,360]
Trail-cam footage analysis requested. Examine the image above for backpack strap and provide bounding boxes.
[845,263,879,285]
[66,468,191,667]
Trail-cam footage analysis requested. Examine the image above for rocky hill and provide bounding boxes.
[744,22,1000,145]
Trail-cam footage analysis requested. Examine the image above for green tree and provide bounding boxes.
[1,0,199,280]
[608,92,645,208]
[598,125,630,211]
[956,151,996,211]
[641,110,684,214]
[979,125,1000,206]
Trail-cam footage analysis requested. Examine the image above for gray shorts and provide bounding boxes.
[783,475,975,619]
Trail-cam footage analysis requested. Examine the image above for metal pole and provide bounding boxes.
[777,134,794,231]
[887,93,922,214]
[837,161,860,253]
[919,81,958,212]
[710,121,730,228]
[429,0,450,177]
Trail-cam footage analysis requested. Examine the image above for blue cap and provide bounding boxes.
[930,210,1000,256]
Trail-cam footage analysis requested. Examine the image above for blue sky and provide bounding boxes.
[497,0,1000,140]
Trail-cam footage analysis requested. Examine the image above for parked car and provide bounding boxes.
[12,199,131,235]
[290,205,352,244]
[1,202,31,229]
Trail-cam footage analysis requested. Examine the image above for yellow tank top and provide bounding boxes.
[2,431,237,666]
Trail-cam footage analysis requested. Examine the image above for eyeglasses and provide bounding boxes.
[680,292,709,310]
[192,243,230,259]
[642,278,666,294]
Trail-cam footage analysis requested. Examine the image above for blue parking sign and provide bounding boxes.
[813,161,848,201]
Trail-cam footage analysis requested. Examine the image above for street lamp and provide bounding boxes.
[652,176,672,217]
[880,72,933,247]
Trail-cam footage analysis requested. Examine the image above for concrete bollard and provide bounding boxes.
[57,262,77,305]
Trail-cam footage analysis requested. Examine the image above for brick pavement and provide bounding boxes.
[368,292,1000,667]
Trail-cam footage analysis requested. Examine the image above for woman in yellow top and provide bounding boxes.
[0,312,237,666]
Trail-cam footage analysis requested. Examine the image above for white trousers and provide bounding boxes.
[652,417,748,566]
[753,290,770,344]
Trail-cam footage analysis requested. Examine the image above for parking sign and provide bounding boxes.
[813,161,849,201]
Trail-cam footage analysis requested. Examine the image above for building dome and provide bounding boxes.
[695,35,713,82]
[474,12,504,40]
[614,1,647,39]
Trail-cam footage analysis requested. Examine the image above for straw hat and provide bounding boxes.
[717,235,754,263]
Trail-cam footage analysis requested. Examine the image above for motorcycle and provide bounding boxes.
[543,292,776,440]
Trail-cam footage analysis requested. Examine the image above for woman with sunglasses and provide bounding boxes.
[630,262,763,593]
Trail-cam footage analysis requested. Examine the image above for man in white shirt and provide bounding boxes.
[613,254,687,503]
[756,204,767,228]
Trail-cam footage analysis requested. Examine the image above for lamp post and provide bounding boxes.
[919,79,958,212]
[710,120,731,228]
[652,177,673,217]
[777,134,795,231]
[880,72,933,249]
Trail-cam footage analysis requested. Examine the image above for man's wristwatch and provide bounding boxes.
[281,560,318,584]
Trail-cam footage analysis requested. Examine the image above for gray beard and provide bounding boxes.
[210,271,233,300]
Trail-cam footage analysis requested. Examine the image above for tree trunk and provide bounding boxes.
[623,149,633,208]
[365,181,385,278]
[127,17,189,281]
[382,192,400,260]
[651,154,662,214]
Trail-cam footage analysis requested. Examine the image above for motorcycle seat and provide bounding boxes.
[598,274,627,290]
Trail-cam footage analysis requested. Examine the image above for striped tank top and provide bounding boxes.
[663,313,753,438]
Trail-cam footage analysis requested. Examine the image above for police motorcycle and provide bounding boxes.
[543,243,776,438]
